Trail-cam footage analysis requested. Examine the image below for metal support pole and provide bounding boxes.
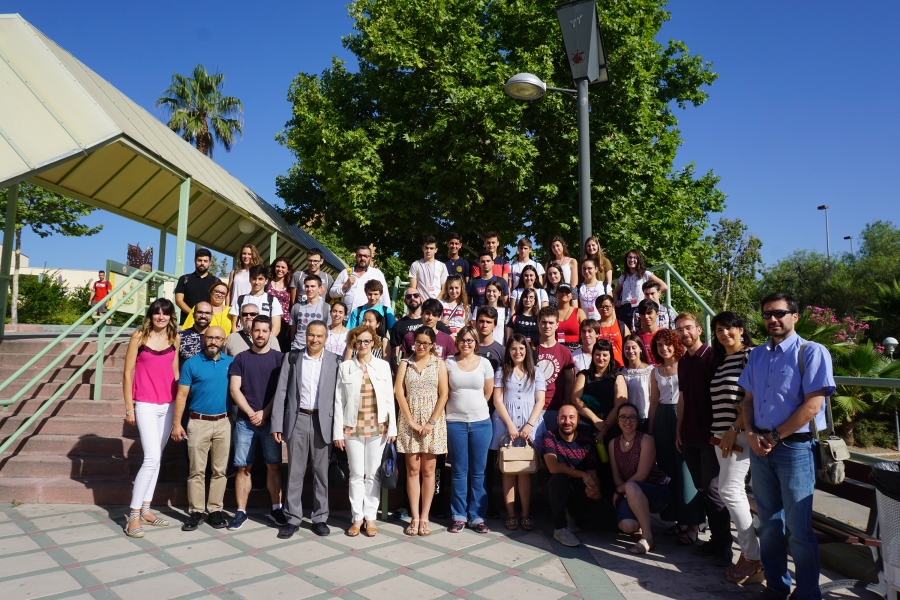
[0,185,18,340]
[174,178,191,321]
[894,408,899,453]
[704,313,711,346]
[158,229,167,273]
[270,231,278,264]
[824,207,831,259]
[576,78,591,250]
[93,319,105,401]
[664,269,672,310]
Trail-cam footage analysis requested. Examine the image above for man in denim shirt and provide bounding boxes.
[738,293,835,600]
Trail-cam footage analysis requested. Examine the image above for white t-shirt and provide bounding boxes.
[329,267,391,316]
[510,260,545,290]
[510,287,549,308]
[236,292,284,330]
[445,356,494,422]
[409,260,448,300]
[577,282,607,320]
[571,348,592,373]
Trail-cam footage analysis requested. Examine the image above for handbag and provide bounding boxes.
[798,342,849,485]
[328,448,349,489]
[379,440,399,489]
[497,434,540,474]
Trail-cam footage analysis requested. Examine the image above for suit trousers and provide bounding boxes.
[285,413,331,525]
[186,417,231,514]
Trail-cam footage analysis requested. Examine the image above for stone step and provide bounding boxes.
[0,414,137,437]
[0,347,127,369]
[0,454,188,480]
[5,398,125,418]
[0,433,185,458]
[0,382,122,401]
[0,365,125,383]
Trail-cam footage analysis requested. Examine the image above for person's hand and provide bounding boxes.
[585,481,601,500]
[615,484,626,495]
[612,492,621,507]
[170,424,185,442]
[519,423,533,438]
[675,430,682,452]
[614,300,622,307]
[272,432,283,444]
[720,428,737,459]
[441,317,451,326]
[388,436,396,443]
[747,431,771,457]
[422,422,434,437]
[411,422,424,436]
[124,407,136,427]
[507,424,519,441]
[249,410,264,426]
[334,439,345,451]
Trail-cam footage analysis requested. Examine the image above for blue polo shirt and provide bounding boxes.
[737,333,835,433]
[178,352,234,416]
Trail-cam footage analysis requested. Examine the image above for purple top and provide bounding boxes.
[613,431,669,485]
[133,345,177,404]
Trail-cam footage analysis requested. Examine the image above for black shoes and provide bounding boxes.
[207,511,228,529]
[269,508,288,526]
[312,522,331,537]
[278,524,301,539]
[181,512,205,532]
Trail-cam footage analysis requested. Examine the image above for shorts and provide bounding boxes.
[233,418,282,467]
[94,299,109,314]
[616,481,671,524]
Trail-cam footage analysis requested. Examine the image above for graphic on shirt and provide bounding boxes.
[537,354,561,386]
[456,266,462,273]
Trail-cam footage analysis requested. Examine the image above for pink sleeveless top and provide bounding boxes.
[133,345,177,404]
[613,431,669,485]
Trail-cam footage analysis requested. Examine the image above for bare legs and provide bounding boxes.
[406,453,437,522]
[502,473,532,519]
[619,481,654,546]
[235,465,282,512]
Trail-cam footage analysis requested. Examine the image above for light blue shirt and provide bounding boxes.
[737,333,835,432]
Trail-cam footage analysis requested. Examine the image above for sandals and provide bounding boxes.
[140,508,169,527]
[664,524,687,536]
[418,521,431,536]
[123,513,144,538]
[676,528,699,546]
[471,522,489,534]
[505,518,519,531]
[726,553,765,584]
[629,538,656,555]
[346,523,361,537]
[364,521,378,537]
[405,519,420,536]
[520,517,534,531]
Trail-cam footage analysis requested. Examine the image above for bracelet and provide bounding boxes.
[125,409,134,416]
[525,422,534,427]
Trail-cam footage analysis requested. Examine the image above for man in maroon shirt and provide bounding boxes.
[675,312,731,565]
[534,306,575,442]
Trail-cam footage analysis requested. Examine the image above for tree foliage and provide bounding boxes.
[692,217,762,316]
[156,64,244,158]
[276,0,725,274]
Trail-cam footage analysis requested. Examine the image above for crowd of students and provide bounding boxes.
[123,234,835,600]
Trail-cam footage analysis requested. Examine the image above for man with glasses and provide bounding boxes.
[738,293,835,600]
[388,289,451,371]
[224,306,279,357]
[330,245,391,316]
[179,301,212,363]
[409,236,448,300]
[170,326,233,531]
[175,248,218,325]
[290,249,334,305]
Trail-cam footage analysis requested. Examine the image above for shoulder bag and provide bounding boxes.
[379,440,399,489]
[799,341,849,485]
[497,434,541,474]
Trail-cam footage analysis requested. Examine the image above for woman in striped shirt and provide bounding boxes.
[709,311,761,585]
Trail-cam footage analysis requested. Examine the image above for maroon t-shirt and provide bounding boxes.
[402,330,456,360]
[536,342,575,410]
[677,344,719,444]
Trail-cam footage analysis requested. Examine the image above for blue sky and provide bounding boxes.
[4,0,899,273]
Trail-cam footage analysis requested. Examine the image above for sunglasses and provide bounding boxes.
[241,312,258,318]
[405,293,421,299]
[762,309,795,319]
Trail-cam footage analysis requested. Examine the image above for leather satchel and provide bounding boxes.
[379,440,399,489]
[798,342,850,485]
[497,435,540,474]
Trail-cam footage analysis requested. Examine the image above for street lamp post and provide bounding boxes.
[884,337,899,452]
[843,235,853,254]
[504,0,609,250]
[817,205,831,259]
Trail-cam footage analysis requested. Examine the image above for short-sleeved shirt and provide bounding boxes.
[467,277,510,308]
[577,282,606,320]
[178,352,233,415]
[290,270,335,303]
[290,299,332,349]
[179,328,205,362]
[444,257,470,280]
[471,256,512,280]
[223,331,280,357]
[536,342,575,410]
[347,304,396,330]
[389,317,451,349]
[737,334,836,433]
[403,329,456,360]
[510,260,545,290]
[445,356,494,422]
[509,312,540,347]
[541,429,598,472]
[510,287,550,308]
[677,344,719,444]
[408,260,448,300]
[175,271,219,324]
[477,340,505,371]
[236,292,284,326]
[227,349,284,418]
[92,280,111,302]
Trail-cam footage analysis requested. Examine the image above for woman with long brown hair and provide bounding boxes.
[612,249,667,325]
[227,244,262,307]
[122,299,180,537]
[268,256,294,351]
[545,235,579,287]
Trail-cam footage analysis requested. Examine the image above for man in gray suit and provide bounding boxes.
[270,320,342,538]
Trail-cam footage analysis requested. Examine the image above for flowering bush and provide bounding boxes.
[806,306,874,348]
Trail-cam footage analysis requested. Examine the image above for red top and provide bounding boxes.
[637,330,659,366]
[92,280,111,302]
[597,320,625,368]
[557,306,581,346]
[613,431,669,485]
[133,345,177,404]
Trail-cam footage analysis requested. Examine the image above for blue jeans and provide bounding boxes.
[750,437,820,600]
[447,419,492,526]
[233,419,282,467]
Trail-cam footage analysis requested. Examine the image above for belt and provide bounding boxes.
[755,428,813,443]
[298,408,319,416]
[190,412,228,421]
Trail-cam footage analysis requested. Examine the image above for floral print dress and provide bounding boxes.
[397,355,448,454]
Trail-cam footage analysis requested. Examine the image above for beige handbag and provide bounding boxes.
[497,434,541,474]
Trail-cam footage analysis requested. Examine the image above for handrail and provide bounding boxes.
[834,376,900,389]
[0,269,176,408]
[649,262,715,345]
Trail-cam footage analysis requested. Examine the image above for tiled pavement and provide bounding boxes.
[0,503,877,599]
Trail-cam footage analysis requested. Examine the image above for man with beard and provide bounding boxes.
[179,302,212,363]
[329,245,391,316]
[171,326,233,531]
[388,288,451,372]
[175,248,218,325]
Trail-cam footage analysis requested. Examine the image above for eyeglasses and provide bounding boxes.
[241,312,258,318]
[598,304,614,310]
[356,338,374,346]
[762,309,795,320]
[414,341,433,347]
[212,290,226,297]
[204,336,225,342]
[618,415,638,423]
[405,293,421,299]
[356,253,371,259]
[459,338,476,346]
[626,256,638,261]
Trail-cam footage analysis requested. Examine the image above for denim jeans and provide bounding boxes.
[447,419,493,525]
[750,437,821,600]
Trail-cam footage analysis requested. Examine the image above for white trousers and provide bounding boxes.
[715,432,761,560]
[345,434,387,521]
[130,402,174,510]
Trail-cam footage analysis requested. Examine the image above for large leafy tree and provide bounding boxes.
[276,0,725,272]
[156,64,244,159]
[0,184,102,324]
[693,218,762,315]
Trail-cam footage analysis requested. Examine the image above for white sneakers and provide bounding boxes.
[566,510,582,533]
[553,527,581,547]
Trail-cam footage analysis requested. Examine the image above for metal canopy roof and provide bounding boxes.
[0,14,345,273]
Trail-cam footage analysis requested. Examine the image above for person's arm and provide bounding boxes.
[523,390,545,439]
[290,286,298,306]
[122,331,140,426]
[330,270,347,299]
[544,453,592,480]
[226,269,235,303]
[270,354,291,443]
[609,439,624,487]
[229,374,263,426]
[675,390,684,452]
[422,361,449,439]
[622,322,631,337]
[572,373,602,429]
[170,384,190,441]
[612,281,623,305]
[175,292,191,315]
[613,374,628,408]
[333,368,346,450]
[482,364,495,402]
[408,262,419,294]
[647,273,668,294]
[603,269,613,288]
[492,379,518,440]
[172,337,180,381]
[648,369,661,435]
[394,361,418,432]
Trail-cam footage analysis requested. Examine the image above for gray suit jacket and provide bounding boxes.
[270,349,341,443]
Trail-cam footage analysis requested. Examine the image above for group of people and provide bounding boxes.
[121,235,835,600]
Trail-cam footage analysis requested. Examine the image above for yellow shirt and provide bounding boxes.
[182,306,233,336]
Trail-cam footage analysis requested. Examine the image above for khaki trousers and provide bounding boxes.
[187,417,231,513]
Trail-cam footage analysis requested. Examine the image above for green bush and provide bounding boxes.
[853,416,898,450]
[6,273,101,325]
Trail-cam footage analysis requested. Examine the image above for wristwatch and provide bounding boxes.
[428,419,436,426]
[731,424,742,433]
[771,430,782,443]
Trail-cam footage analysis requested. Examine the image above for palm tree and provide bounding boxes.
[832,341,900,446]
[861,279,900,343]
[156,64,243,158]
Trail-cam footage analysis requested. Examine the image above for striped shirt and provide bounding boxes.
[710,348,749,436]
[541,429,598,471]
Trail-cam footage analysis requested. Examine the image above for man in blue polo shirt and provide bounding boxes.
[171,326,233,532]
[738,293,835,600]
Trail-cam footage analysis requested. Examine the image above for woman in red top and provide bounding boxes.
[554,284,585,351]
[594,294,630,368]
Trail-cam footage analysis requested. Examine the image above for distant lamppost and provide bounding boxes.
[844,235,853,254]
[885,336,899,452]
[817,205,831,259]
[504,0,609,249]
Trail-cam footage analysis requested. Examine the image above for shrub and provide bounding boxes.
[853,416,898,450]
[14,273,70,324]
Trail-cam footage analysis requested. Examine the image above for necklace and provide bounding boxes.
[622,434,637,449]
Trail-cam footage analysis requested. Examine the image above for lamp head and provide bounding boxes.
[883,337,898,355]
[817,205,829,210]
[504,73,547,101]
[844,236,852,240]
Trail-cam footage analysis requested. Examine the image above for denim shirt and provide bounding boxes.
[737,333,836,433]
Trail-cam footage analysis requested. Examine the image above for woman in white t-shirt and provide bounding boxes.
[439,275,469,337]
[510,265,549,315]
[444,325,495,534]
[577,258,608,321]
[613,249,667,326]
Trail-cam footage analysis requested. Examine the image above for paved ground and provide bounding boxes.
[0,503,881,600]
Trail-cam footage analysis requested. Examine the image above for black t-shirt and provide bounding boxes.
[444,257,470,280]
[227,349,284,417]
[175,271,219,324]
[389,316,451,348]
[466,277,509,308]
[510,313,540,346]
[476,341,505,372]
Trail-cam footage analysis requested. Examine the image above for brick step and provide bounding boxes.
[0,365,125,384]
[0,433,185,458]
[5,398,126,418]
[0,414,137,437]
[0,382,122,401]
[0,454,189,480]
[0,351,127,369]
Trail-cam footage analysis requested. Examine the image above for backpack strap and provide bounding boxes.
[237,294,246,309]
[266,293,274,317]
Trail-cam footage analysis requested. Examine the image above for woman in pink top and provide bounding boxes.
[122,299,180,537]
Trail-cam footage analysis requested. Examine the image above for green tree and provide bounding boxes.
[156,64,244,159]
[276,0,724,274]
[0,184,103,324]
[694,217,762,315]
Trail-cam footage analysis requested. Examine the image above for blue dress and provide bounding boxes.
[489,368,546,450]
